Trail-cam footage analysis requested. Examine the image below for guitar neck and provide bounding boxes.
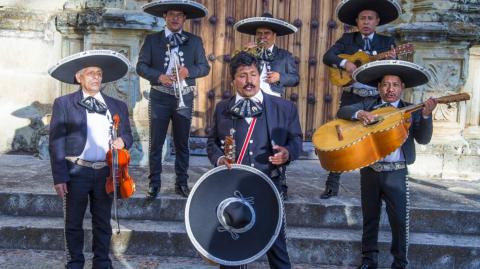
[399,93,471,114]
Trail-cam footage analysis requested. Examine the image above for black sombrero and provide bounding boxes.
[48,50,130,84]
[353,60,430,88]
[185,165,283,266]
[336,0,402,26]
[142,0,208,19]
[234,13,297,36]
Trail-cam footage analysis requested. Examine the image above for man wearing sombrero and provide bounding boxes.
[321,0,402,199]
[137,0,210,198]
[48,50,133,268]
[338,60,437,269]
[234,13,299,199]
[233,13,299,98]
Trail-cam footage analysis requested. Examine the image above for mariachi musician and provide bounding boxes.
[48,50,133,269]
[137,0,210,199]
[339,60,437,269]
[321,0,401,199]
[207,51,303,268]
[233,12,299,199]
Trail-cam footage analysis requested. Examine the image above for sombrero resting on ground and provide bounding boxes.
[48,50,130,84]
[234,13,297,36]
[352,60,431,88]
[142,0,208,19]
[336,0,402,26]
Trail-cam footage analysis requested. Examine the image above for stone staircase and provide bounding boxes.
[0,155,479,268]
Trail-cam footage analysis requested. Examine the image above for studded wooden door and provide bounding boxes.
[184,0,345,141]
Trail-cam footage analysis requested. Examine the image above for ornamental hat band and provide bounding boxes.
[185,165,284,266]
[48,50,130,85]
[352,60,431,88]
[336,0,402,26]
[142,0,208,19]
[234,13,297,36]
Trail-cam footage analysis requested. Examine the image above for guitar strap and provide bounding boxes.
[236,118,257,164]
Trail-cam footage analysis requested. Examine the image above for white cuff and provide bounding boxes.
[340,59,347,69]
[216,156,226,166]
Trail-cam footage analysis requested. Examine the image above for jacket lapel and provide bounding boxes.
[262,92,275,141]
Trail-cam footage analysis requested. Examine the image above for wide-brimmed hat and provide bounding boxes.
[336,0,402,26]
[48,50,130,84]
[234,13,297,36]
[353,60,430,88]
[142,0,208,19]
[185,165,283,266]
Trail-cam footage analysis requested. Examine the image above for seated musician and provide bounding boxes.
[321,0,401,199]
[337,60,437,269]
[206,51,303,269]
[48,50,133,269]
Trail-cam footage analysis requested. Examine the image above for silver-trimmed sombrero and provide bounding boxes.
[234,13,297,36]
[142,0,208,19]
[48,50,130,84]
[336,0,402,26]
[352,60,431,88]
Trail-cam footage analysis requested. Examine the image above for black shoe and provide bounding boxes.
[146,186,160,199]
[175,185,190,198]
[320,188,338,199]
[356,264,377,269]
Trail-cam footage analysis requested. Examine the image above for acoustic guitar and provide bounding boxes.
[328,43,415,87]
[312,93,470,172]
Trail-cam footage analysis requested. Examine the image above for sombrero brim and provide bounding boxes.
[234,17,297,36]
[353,60,430,88]
[48,50,130,84]
[185,165,283,266]
[142,0,208,19]
[336,0,402,26]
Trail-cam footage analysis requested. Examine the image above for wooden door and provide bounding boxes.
[184,0,344,140]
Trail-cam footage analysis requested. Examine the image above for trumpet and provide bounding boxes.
[232,40,267,58]
[166,44,188,110]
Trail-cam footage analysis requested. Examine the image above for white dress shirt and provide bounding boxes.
[259,45,281,97]
[165,28,188,88]
[235,90,264,124]
[78,91,112,162]
[378,100,405,163]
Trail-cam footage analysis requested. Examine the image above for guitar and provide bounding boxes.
[312,93,470,172]
[224,128,236,164]
[328,43,415,87]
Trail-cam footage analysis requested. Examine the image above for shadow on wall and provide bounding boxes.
[9,101,52,159]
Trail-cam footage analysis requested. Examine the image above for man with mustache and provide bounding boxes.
[233,13,299,199]
[321,0,402,199]
[207,51,303,268]
[339,60,436,269]
[137,0,210,198]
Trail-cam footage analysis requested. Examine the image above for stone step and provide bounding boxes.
[0,215,478,269]
[0,249,350,269]
[2,191,479,236]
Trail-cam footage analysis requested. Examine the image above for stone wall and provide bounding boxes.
[0,0,478,179]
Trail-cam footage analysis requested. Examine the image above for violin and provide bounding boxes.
[106,114,136,199]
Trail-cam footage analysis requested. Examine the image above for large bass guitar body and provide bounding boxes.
[313,107,410,172]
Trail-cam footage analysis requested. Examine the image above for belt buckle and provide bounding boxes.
[91,162,105,169]
[370,163,383,172]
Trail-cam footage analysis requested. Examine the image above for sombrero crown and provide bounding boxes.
[48,50,130,84]
[336,0,402,26]
[142,0,208,19]
[234,13,297,36]
[352,60,431,88]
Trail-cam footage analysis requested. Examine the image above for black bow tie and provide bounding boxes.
[79,96,107,115]
[258,48,274,62]
[230,98,263,118]
[167,32,189,48]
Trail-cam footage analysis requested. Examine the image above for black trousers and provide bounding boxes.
[64,163,112,269]
[360,167,409,269]
[324,91,377,191]
[148,90,193,187]
[220,181,291,269]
